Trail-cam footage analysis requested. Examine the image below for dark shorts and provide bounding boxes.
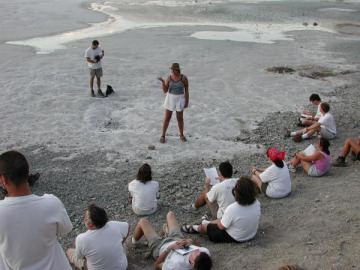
[261,182,268,194]
[206,224,238,243]
[89,68,103,78]
[148,227,184,259]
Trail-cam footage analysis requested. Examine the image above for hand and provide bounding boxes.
[158,76,164,83]
[184,102,189,108]
[303,128,308,134]
[204,178,211,186]
[251,167,256,174]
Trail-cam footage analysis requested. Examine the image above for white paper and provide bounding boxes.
[303,144,317,156]
[204,167,220,185]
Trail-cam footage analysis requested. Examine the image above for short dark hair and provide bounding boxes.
[219,161,233,178]
[309,94,321,102]
[233,176,257,206]
[320,102,330,113]
[92,40,99,46]
[88,204,108,229]
[0,151,29,186]
[194,252,212,270]
[137,164,152,183]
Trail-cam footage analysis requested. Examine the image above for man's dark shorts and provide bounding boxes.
[89,68,103,78]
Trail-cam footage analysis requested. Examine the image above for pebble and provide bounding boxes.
[148,145,155,150]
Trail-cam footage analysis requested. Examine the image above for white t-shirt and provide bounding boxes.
[128,180,159,212]
[0,194,72,270]
[318,112,336,135]
[221,200,261,242]
[85,46,103,69]
[75,221,129,270]
[206,178,237,218]
[160,241,210,270]
[259,162,291,199]
[315,103,321,118]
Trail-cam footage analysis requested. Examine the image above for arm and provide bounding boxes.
[86,57,97,64]
[209,218,227,230]
[296,151,323,162]
[122,223,130,244]
[183,75,189,108]
[100,49,104,59]
[158,76,170,93]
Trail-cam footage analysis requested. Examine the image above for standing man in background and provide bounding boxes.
[85,40,105,97]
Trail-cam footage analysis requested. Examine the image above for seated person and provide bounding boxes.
[66,204,130,270]
[332,135,360,166]
[288,138,331,177]
[128,163,159,215]
[130,211,212,270]
[285,102,336,142]
[181,177,261,243]
[251,148,291,199]
[298,93,322,127]
[182,161,237,218]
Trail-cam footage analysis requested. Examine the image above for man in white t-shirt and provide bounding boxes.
[181,177,261,243]
[66,204,130,270]
[298,93,322,127]
[85,40,105,97]
[0,151,73,270]
[285,102,336,142]
[182,161,237,218]
[130,211,212,270]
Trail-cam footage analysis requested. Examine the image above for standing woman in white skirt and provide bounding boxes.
[157,63,189,143]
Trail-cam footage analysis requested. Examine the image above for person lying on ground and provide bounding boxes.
[332,135,360,167]
[130,211,212,270]
[180,177,261,244]
[250,148,291,199]
[128,163,159,215]
[66,204,130,270]
[284,102,336,142]
[181,161,237,218]
[0,151,72,270]
[298,93,322,127]
[288,138,331,177]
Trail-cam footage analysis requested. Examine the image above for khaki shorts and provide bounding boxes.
[148,227,184,259]
[89,68,103,78]
[320,127,336,140]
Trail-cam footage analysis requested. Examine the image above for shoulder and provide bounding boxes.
[41,194,63,204]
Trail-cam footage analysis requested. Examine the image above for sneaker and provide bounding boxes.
[283,128,291,138]
[90,90,95,97]
[288,164,297,173]
[28,172,40,186]
[332,156,346,167]
[293,134,302,142]
[181,204,200,214]
[97,89,105,97]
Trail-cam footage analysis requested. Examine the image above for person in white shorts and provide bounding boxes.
[128,163,159,215]
[181,161,237,220]
[284,102,336,142]
[158,63,189,143]
[130,211,212,270]
[0,151,73,270]
[66,204,130,270]
[85,40,105,97]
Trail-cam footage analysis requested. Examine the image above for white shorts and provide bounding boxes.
[320,127,336,140]
[308,165,328,177]
[163,93,185,112]
[132,203,157,216]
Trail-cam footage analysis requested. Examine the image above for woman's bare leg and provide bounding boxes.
[162,110,173,137]
[176,111,184,136]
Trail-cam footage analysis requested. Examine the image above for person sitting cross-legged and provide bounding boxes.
[181,177,261,243]
[284,102,336,142]
[66,204,130,270]
[130,211,212,270]
[181,161,237,219]
[332,135,360,167]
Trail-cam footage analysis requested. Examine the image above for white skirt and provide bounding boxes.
[163,93,185,112]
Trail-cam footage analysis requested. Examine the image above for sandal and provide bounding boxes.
[180,135,187,142]
[159,136,165,143]
[180,224,198,234]
[200,214,210,225]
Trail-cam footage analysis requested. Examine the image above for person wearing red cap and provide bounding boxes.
[250,148,291,198]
